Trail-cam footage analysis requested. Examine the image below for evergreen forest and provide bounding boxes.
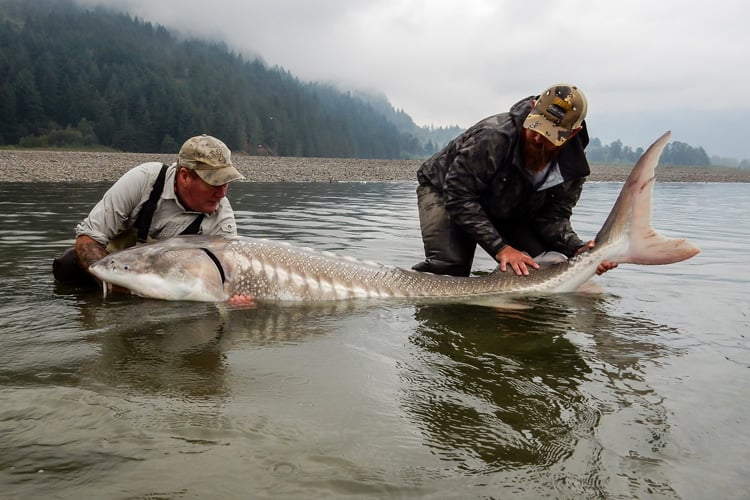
[0,0,715,165]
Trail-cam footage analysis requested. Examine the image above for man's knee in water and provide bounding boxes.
[412,259,471,277]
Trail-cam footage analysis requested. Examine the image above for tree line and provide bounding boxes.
[0,0,455,159]
[586,138,711,167]
[0,0,715,166]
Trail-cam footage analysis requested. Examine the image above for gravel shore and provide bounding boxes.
[2,149,749,183]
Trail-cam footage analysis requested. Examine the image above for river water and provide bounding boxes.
[0,180,748,499]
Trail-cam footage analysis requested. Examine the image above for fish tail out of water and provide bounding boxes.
[595,131,701,266]
[624,222,700,265]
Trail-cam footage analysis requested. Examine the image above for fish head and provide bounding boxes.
[89,238,229,302]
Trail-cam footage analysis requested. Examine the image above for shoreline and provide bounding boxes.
[2,149,750,183]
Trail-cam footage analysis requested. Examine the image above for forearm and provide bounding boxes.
[443,190,505,256]
[443,164,505,255]
[451,209,505,256]
[75,234,109,270]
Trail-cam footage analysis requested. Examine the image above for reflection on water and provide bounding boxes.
[0,181,748,498]
[408,302,593,470]
[401,295,682,497]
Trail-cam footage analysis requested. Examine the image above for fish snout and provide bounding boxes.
[101,257,130,272]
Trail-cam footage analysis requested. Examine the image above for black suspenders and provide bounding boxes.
[133,164,204,243]
[181,213,205,235]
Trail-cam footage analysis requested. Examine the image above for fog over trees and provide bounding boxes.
[0,0,722,166]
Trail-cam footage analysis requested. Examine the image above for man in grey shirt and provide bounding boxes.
[54,134,244,287]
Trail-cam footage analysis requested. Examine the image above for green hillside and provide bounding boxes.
[0,0,461,159]
[0,0,716,166]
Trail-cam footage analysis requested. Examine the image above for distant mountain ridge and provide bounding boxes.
[0,0,459,159]
[0,0,737,167]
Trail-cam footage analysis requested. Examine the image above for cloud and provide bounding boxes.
[75,0,750,158]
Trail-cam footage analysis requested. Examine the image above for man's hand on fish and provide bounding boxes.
[576,240,618,275]
[496,240,618,277]
[227,294,256,308]
[495,245,540,276]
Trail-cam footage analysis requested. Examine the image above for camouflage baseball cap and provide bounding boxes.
[523,84,587,146]
[178,134,245,186]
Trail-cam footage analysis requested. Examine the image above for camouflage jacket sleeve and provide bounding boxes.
[442,132,510,257]
[532,177,586,256]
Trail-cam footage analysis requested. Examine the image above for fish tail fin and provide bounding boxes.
[624,229,701,265]
[595,131,701,266]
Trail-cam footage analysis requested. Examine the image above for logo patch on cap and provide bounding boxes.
[545,96,573,124]
[522,84,588,147]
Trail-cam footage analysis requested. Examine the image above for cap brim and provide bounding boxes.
[195,165,245,186]
[523,113,572,147]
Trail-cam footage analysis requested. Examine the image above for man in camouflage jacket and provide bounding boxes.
[413,83,617,277]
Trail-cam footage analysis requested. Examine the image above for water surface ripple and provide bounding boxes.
[0,181,748,498]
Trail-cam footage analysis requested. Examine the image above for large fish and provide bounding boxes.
[89,131,700,303]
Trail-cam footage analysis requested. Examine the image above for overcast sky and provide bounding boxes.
[76,0,749,159]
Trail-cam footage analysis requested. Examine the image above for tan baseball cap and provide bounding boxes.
[178,134,245,186]
[523,84,587,146]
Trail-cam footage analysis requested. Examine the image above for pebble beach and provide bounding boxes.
[1,150,749,183]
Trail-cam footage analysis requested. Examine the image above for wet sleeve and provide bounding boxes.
[75,165,152,245]
[442,135,509,256]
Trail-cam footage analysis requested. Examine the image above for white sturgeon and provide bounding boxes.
[90,132,700,303]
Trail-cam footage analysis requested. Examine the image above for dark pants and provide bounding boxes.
[52,247,98,287]
[412,185,547,276]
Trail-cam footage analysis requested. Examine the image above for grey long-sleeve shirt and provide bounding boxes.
[76,162,237,248]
